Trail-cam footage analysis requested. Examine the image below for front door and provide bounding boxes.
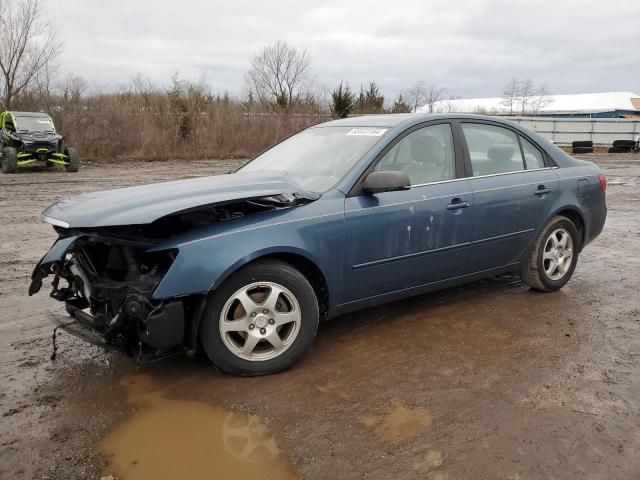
[342,122,473,304]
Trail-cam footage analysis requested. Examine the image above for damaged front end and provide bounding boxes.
[29,174,319,361]
[30,233,186,359]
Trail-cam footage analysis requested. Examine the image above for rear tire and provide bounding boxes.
[200,260,319,376]
[520,216,580,292]
[64,146,79,172]
[1,147,17,173]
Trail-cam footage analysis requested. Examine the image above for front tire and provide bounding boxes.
[520,215,579,292]
[200,260,319,376]
[64,146,79,172]
[1,147,17,173]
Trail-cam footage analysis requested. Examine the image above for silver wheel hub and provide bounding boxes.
[219,282,301,362]
[542,227,574,281]
[254,315,268,329]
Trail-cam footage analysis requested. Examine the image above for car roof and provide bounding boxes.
[9,111,52,118]
[315,113,520,129]
[318,114,418,127]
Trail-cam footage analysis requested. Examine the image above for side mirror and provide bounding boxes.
[362,170,411,194]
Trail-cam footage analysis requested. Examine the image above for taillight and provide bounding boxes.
[598,174,607,192]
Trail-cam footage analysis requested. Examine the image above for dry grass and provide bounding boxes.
[15,89,331,162]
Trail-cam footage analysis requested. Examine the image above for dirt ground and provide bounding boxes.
[1,154,639,480]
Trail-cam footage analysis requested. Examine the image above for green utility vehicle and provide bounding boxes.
[0,111,79,173]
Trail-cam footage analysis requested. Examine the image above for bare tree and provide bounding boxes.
[530,84,553,115]
[33,56,57,101]
[0,0,61,109]
[406,81,446,113]
[501,78,552,115]
[424,84,447,113]
[61,74,87,102]
[131,74,155,96]
[406,80,426,112]
[441,96,461,113]
[246,41,311,109]
[517,78,535,115]
[501,78,520,115]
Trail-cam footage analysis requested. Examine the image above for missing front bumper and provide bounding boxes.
[49,311,118,351]
[48,299,186,357]
[49,303,124,352]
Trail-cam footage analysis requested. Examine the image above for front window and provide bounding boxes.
[238,126,387,192]
[375,123,455,185]
[14,115,55,132]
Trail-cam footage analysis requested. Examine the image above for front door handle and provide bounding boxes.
[446,198,470,210]
[534,185,552,196]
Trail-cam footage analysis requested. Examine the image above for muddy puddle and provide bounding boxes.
[362,402,433,444]
[100,375,300,480]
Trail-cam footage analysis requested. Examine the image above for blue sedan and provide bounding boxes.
[30,114,607,375]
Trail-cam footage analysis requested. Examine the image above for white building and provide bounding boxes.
[418,91,640,118]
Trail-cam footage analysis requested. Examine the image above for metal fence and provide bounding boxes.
[507,116,640,145]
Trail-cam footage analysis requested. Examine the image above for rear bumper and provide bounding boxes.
[583,200,607,248]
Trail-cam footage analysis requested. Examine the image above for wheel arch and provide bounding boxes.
[551,207,586,251]
[211,247,331,321]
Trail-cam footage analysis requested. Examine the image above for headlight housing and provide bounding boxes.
[42,215,70,228]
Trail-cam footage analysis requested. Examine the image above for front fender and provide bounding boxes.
[152,243,329,300]
[150,195,346,307]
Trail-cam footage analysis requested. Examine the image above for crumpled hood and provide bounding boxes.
[42,170,320,228]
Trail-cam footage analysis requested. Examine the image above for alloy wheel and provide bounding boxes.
[542,227,574,280]
[219,282,302,361]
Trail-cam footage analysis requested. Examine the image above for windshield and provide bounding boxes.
[238,126,388,192]
[14,115,55,132]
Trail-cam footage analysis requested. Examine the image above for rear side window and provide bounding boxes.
[520,136,545,169]
[462,123,525,176]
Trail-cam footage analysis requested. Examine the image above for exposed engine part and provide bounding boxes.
[45,237,181,354]
[123,295,147,320]
[69,262,91,300]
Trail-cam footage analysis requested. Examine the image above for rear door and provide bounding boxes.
[343,122,473,302]
[459,121,559,273]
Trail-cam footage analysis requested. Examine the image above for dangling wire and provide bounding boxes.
[50,326,60,360]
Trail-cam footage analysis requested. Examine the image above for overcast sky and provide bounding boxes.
[48,0,639,100]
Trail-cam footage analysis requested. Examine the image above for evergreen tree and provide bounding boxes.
[330,81,355,118]
[355,81,385,114]
[391,92,411,113]
[364,81,385,113]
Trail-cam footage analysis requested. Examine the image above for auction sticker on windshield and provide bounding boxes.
[346,128,388,136]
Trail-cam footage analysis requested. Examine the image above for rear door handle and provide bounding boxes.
[534,186,552,196]
[446,198,470,210]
